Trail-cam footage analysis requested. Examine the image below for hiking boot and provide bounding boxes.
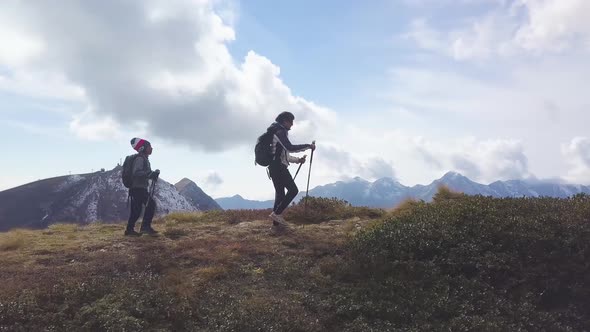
[140,227,159,235]
[124,229,141,237]
[270,212,288,228]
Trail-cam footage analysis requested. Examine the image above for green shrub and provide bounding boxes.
[335,195,590,330]
[0,273,198,331]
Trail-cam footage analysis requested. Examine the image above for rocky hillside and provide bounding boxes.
[0,166,198,231]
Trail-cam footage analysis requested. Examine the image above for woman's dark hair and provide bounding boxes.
[275,111,295,123]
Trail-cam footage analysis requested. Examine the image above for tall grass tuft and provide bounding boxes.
[432,184,466,203]
[0,231,27,251]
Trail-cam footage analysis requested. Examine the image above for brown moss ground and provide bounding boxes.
[0,213,371,331]
[3,193,587,331]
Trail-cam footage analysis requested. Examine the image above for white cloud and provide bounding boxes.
[392,133,531,183]
[329,115,532,185]
[515,0,590,53]
[562,137,590,183]
[0,2,45,67]
[405,0,590,60]
[313,144,397,182]
[0,0,335,150]
[313,124,530,184]
[69,110,122,141]
[0,70,85,101]
[448,138,530,181]
[380,60,590,183]
[0,30,44,67]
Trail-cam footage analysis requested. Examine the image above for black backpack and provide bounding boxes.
[122,154,141,188]
[255,128,277,166]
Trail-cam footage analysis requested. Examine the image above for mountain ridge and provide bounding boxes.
[0,167,218,231]
[216,171,590,209]
[174,178,222,211]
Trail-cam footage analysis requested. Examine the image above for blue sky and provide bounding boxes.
[1,0,590,199]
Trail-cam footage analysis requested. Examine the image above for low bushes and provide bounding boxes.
[333,194,590,330]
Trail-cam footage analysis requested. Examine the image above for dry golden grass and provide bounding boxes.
[165,211,204,223]
[432,184,466,203]
[197,265,228,282]
[389,197,425,217]
[0,208,384,331]
[0,230,27,251]
[47,223,80,232]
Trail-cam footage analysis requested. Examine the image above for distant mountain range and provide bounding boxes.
[3,168,588,231]
[215,195,274,210]
[215,171,590,209]
[0,166,219,232]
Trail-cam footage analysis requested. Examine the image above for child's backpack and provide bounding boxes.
[122,154,140,188]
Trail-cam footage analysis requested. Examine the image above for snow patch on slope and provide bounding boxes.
[154,180,196,213]
[56,174,86,192]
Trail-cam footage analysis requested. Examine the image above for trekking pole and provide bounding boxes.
[140,177,157,220]
[293,155,306,180]
[304,141,316,213]
[147,177,158,208]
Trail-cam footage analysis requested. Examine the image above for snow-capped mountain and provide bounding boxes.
[411,171,498,201]
[0,166,205,231]
[300,176,410,207]
[216,171,590,209]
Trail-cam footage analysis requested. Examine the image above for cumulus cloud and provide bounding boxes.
[390,133,531,183]
[448,138,530,181]
[0,0,335,150]
[405,14,519,60]
[69,110,122,141]
[317,144,397,181]
[405,0,590,60]
[515,0,590,53]
[562,137,590,183]
[364,157,397,179]
[325,116,533,184]
[414,143,443,169]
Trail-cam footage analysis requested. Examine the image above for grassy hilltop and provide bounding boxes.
[1,190,589,331]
